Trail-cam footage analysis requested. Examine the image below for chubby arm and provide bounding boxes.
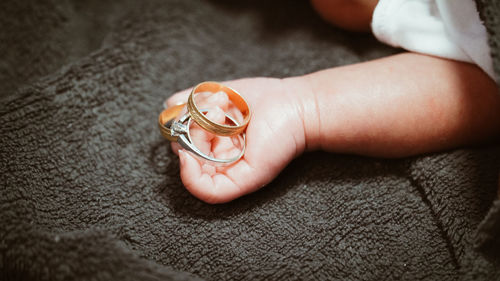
[295,52,500,157]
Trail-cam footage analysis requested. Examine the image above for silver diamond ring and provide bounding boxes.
[170,109,246,165]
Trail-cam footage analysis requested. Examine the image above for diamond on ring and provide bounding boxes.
[170,121,188,137]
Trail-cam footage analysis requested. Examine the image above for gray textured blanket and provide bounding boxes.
[1,0,500,280]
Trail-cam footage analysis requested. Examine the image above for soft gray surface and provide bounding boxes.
[1,0,500,280]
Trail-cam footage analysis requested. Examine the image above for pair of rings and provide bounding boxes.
[158,81,251,164]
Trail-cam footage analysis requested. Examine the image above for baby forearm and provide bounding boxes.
[290,52,500,157]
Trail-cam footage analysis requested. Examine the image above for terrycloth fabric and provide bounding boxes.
[476,0,500,81]
[1,0,499,280]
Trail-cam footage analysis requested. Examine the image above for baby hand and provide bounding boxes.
[165,78,308,203]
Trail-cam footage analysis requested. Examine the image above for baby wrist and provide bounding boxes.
[282,76,323,152]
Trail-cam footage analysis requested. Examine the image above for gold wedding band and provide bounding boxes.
[158,103,186,141]
[187,81,251,136]
[158,103,247,165]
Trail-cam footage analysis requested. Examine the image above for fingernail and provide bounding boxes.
[178,150,186,165]
[206,106,226,124]
[165,98,185,109]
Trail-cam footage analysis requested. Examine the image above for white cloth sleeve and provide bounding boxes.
[371,0,496,82]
